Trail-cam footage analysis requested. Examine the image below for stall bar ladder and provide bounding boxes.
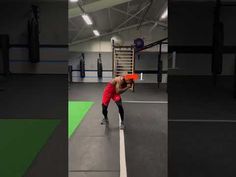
[113,45,135,91]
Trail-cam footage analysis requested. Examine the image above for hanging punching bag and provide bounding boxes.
[234,55,236,98]
[80,53,85,78]
[28,5,40,63]
[157,43,163,88]
[212,22,223,75]
[97,53,103,78]
[212,3,223,77]
[157,59,163,88]
[68,65,73,83]
[0,35,10,75]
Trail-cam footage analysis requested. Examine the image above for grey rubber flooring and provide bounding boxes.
[123,84,167,177]
[169,122,236,177]
[69,83,120,177]
[124,103,167,177]
[168,76,236,177]
[0,74,68,177]
[69,83,167,177]
[0,75,67,119]
[168,76,236,120]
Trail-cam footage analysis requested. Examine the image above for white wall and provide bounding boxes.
[69,25,168,83]
[69,51,168,83]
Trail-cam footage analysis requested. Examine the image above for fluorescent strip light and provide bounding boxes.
[93,30,100,36]
[70,0,78,2]
[160,8,168,20]
[82,14,93,25]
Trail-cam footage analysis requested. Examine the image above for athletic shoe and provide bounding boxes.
[101,118,109,125]
[120,122,125,130]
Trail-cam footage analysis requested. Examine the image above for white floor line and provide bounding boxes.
[169,119,236,123]
[123,100,168,104]
[119,115,127,177]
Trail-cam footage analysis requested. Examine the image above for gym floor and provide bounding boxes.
[69,82,167,177]
[0,74,67,177]
[168,76,236,177]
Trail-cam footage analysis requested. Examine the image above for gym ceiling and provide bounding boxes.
[68,0,168,45]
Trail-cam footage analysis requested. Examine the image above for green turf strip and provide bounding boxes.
[69,101,94,138]
[0,119,60,177]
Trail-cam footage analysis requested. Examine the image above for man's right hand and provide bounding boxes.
[127,84,132,88]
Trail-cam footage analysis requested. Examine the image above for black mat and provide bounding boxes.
[0,75,67,119]
[168,76,236,177]
[124,103,167,177]
[168,76,236,120]
[169,121,236,177]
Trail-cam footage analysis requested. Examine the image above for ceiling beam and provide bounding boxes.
[111,7,154,22]
[108,8,113,30]
[111,7,167,28]
[71,24,86,42]
[69,19,80,30]
[69,0,131,18]
[138,0,153,29]
[70,21,153,45]
[148,1,168,33]
[113,2,151,31]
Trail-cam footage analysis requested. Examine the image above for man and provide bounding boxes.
[101,74,137,129]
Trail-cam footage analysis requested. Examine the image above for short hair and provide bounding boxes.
[126,79,134,84]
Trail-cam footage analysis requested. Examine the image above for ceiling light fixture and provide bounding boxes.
[160,8,168,20]
[93,30,100,36]
[70,0,78,2]
[82,14,93,25]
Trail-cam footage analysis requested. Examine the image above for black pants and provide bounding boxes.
[102,100,124,122]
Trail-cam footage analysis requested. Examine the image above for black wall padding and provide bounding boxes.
[97,57,103,78]
[0,35,10,75]
[212,22,224,75]
[80,59,85,78]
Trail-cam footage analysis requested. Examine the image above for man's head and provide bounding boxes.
[125,79,134,84]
